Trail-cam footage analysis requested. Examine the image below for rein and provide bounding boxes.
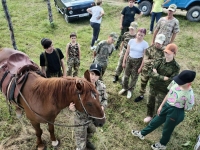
[15,77,91,127]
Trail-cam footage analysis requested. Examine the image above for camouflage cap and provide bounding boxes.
[164,43,178,54]
[155,34,166,44]
[109,32,118,41]
[129,22,138,30]
[168,4,177,12]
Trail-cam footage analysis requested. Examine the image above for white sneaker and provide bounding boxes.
[127,90,132,99]
[131,130,145,140]
[144,116,152,123]
[90,46,96,50]
[151,142,166,150]
[95,39,100,43]
[148,31,153,34]
[118,89,126,95]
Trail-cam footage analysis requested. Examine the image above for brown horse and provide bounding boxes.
[0,48,105,149]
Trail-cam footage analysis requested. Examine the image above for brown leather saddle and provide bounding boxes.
[0,52,40,105]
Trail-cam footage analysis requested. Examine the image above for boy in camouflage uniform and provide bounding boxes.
[134,34,166,102]
[113,22,138,83]
[143,43,180,123]
[152,4,180,46]
[66,32,81,77]
[69,63,107,150]
[93,32,118,79]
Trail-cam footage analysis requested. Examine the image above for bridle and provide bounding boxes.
[77,93,105,120]
[15,77,105,127]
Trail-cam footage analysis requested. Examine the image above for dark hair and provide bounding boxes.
[70,32,77,38]
[41,38,52,49]
[137,28,146,35]
[96,0,102,5]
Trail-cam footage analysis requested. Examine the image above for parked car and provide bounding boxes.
[137,0,200,22]
[54,0,95,23]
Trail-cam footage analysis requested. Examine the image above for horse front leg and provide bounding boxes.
[48,123,60,147]
[31,121,45,150]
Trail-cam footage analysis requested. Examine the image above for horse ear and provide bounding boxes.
[76,79,83,93]
[84,70,91,82]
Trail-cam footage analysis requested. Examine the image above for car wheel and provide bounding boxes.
[56,5,60,13]
[138,1,152,16]
[186,6,200,22]
[64,14,71,23]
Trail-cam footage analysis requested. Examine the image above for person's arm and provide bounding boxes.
[69,102,76,112]
[97,8,105,20]
[78,43,81,60]
[162,0,170,7]
[157,94,168,115]
[41,66,46,77]
[169,33,177,44]
[122,44,130,68]
[66,44,69,60]
[152,29,159,45]
[60,59,66,77]
[120,14,124,29]
[87,8,92,14]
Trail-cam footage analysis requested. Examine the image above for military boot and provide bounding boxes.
[113,75,119,83]
[86,141,95,150]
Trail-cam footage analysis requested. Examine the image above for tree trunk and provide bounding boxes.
[2,0,18,50]
[46,0,53,23]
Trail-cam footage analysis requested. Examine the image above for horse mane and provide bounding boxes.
[30,73,96,105]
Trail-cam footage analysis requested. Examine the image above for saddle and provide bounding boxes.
[0,52,40,105]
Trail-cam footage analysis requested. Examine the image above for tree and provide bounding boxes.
[46,0,53,24]
[2,0,18,50]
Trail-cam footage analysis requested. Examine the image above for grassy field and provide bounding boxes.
[0,0,200,150]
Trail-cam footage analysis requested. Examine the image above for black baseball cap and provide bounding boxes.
[89,63,102,76]
[173,70,196,85]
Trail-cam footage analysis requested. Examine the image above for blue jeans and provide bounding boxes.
[90,22,100,47]
[150,12,162,32]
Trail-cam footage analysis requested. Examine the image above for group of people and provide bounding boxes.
[38,0,196,150]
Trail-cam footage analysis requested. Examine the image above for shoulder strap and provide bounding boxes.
[43,52,48,66]
[55,48,61,66]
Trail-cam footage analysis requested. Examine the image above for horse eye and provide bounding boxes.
[86,102,93,107]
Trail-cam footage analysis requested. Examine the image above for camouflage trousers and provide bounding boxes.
[147,85,167,117]
[123,56,143,91]
[74,114,96,150]
[67,58,80,77]
[139,66,150,95]
[115,47,126,76]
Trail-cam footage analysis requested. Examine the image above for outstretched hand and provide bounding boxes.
[69,102,76,112]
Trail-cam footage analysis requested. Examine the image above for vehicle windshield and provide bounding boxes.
[62,0,83,3]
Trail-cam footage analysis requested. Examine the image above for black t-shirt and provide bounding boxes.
[121,6,141,27]
[40,48,64,73]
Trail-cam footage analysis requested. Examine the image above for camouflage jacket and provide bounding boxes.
[68,42,79,60]
[121,32,136,49]
[143,45,165,70]
[94,40,115,65]
[155,17,180,45]
[149,58,180,93]
[75,80,108,119]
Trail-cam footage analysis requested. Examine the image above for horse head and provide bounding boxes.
[75,76,105,127]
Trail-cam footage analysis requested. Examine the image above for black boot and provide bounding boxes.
[86,141,96,150]
[113,75,119,83]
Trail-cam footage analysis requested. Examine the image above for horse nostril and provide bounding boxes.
[99,123,103,127]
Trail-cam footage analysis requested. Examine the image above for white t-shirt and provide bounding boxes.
[89,6,104,24]
[128,39,149,58]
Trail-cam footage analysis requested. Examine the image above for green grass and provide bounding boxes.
[0,0,200,150]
